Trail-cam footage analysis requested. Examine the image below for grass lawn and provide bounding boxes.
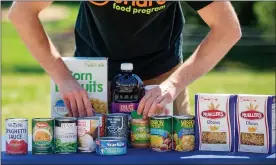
[2,71,275,134]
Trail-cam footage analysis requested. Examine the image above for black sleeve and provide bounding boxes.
[185,1,213,11]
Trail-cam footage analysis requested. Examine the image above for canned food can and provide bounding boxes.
[32,118,54,154]
[96,137,127,156]
[77,117,100,153]
[106,113,129,139]
[5,118,28,155]
[173,115,195,152]
[54,117,77,154]
[95,113,106,137]
[150,116,172,152]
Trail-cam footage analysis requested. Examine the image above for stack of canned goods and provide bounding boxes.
[5,114,195,155]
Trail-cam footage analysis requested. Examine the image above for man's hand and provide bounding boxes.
[8,2,94,117]
[58,79,94,117]
[137,80,180,119]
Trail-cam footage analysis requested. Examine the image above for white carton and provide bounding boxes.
[195,93,236,152]
[51,57,108,117]
[235,94,275,153]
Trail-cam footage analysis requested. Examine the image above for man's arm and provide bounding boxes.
[138,1,241,118]
[8,2,93,117]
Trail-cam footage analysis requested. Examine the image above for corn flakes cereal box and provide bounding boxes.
[235,94,275,154]
[195,94,236,152]
[51,57,108,117]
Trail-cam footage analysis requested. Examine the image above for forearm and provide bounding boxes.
[169,27,241,90]
[8,4,74,85]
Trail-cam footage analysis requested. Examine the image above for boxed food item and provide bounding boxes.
[195,93,236,152]
[51,57,108,117]
[235,94,275,154]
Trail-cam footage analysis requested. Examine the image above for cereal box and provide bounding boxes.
[51,57,108,117]
[235,94,275,154]
[195,94,236,152]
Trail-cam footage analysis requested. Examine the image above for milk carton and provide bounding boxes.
[51,57,108,117]
[195,94,236,152]
[235,94,275,154]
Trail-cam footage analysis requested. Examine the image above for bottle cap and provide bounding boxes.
[121,63,133,71]
[131,110,142,119]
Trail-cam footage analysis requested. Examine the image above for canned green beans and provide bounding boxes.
[54,117,77,154]
[32,118,54,154]
[150,116,172,152]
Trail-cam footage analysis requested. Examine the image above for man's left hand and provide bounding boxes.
[137,80,180,119]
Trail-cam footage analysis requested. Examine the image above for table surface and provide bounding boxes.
[2,136,276,165]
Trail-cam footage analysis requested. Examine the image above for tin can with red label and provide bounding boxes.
[5,118,28,155]
[95,113,106,137]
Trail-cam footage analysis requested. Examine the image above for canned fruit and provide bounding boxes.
[96,137,127,156]
[106,113,129,138]
[32,118,54,154]
[5,118,28,154]
[150,116,172,152]
[55,118,78,154]
[77,117,100,152]
[173,115,195,152]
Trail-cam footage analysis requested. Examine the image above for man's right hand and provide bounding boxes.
[58,79,94,117]
[8,2,94,117]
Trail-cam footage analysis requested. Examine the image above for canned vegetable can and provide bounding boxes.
[96,137,127,156]
[106,113,129,139]
[77,117,100,153]
[32,118,54,154]
[173,115,195,152]
[54,117,77,154]
[150,116,172,152]
[5,118,28,155]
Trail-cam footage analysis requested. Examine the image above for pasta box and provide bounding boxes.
[235,94,275,154]
[195,94,236,152]
[51,57,108,117]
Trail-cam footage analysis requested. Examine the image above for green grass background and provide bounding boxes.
[1,4,275,134]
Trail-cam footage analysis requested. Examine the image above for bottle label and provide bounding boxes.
[111,103,139,113]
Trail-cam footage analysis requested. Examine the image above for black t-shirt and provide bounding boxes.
[74,1,213,81]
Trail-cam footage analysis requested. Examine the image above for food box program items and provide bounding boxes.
[96,137,127,156]
[5,118,28,155]
[235,94,275,154]
[32,118,54,154]
[51,57,108,117]
[195,94,236,152]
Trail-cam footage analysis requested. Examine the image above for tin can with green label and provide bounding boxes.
[54,117,78,154]
[173,115,195,152]
[32,118,54,154]
[150,116,172,152]
[130,111,150,148]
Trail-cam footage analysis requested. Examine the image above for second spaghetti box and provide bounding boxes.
[195,94,236,152]
[235,94,275,154]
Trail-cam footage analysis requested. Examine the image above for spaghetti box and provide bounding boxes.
[195,94,236,152]
[51,57,108,117]
[235,94,275,154]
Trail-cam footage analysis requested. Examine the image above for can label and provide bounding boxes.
[96,139,127,155]
[6,119,28,154]
[131,119,150,147]
[150,116,172,152]
[32,119,54,154]
[77,119,100,152]
[95,114,106,137]
[55,121,77,153]
[173,116,195,152]
[106,115,128,138]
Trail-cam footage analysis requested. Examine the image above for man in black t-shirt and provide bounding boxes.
[8,1,241,118]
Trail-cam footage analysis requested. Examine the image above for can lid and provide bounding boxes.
[173,115,194,120]
[131,111,142,119]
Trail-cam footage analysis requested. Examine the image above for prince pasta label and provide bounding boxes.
[236,95,275,154]
[51,57,108,118]
[195,94,236,152]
